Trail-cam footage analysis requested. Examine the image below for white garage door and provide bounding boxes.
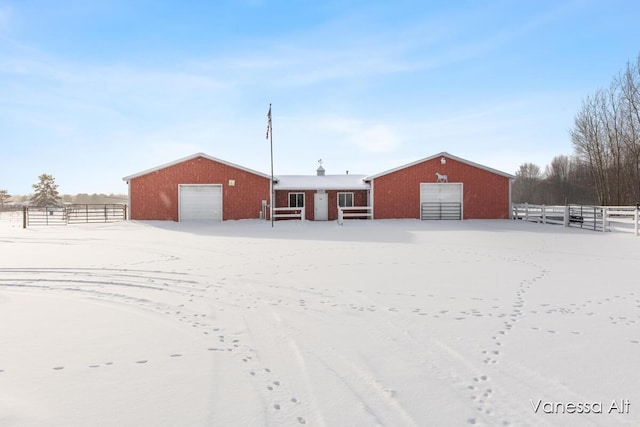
[179,184,222,221]
[420,183,463,220]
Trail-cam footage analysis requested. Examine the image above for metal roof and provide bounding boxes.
[274,174,370,190]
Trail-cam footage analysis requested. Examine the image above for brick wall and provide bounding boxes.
[373,157,511,219]
[275,189,369,221]
[129,156,270,221]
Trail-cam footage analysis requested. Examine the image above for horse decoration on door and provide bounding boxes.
[435,172,448,183]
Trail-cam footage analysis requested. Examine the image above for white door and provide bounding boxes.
[314,192,328,221]
[179,184,223,221]
[420,183,463,220]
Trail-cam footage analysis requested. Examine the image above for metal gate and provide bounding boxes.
[23,204,127,227]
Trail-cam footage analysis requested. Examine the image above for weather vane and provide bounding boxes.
[318,159,323,165]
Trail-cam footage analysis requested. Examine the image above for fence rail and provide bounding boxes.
[273,207,305,221]
[513,203,639,236]
[66,204,127,224]
[25,207,67,226]
[338,206,373,225]
[22,204,127,227]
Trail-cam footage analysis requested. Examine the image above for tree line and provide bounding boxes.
[513,53,640,206]
[1,174,126,209]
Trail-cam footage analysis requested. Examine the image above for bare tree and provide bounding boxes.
[512,163,543,204]
[0,189,10,209]
[620,55,640,203]
[572,92,612,204]
[571,53,640,205]
[601,83,627,204]
[544,155,572,204]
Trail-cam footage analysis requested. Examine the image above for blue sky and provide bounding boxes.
[2,0,640,195]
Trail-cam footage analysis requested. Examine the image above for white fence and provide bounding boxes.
[513,203,639,236]
[605,206,640,235]
[337,206,373,225]
[273,207,305,221]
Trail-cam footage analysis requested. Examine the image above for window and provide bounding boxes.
[337,192,354,208]
[289,193,304,208]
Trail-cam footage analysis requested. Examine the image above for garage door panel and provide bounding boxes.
[420,183,462,220]
[179,185,222,221]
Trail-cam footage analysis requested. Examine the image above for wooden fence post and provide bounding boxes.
[23,206,27,228]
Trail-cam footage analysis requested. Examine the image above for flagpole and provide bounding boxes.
[268,103,274,228]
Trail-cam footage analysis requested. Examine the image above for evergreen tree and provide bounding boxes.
[31,174,61,207]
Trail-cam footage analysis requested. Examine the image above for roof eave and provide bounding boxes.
[365,151,515,180]
[122,152,272,181]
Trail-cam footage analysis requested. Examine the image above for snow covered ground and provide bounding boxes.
[1,213,639,427]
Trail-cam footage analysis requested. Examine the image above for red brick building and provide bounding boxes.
[123,152,513,222]
[367,152,514,220]
[122,153,270,221]
[273,167,370,221]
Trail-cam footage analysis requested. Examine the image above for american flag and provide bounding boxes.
[266,104,272,139]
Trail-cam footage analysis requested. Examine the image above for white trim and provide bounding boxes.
[288,192,305,208]
[509,178,513,219]
[337,192,354,208]
[366,152,515,180]
[178,184,223,222]
[370,180,375,219]
[123,152,271,181]
[126,180,131,220]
